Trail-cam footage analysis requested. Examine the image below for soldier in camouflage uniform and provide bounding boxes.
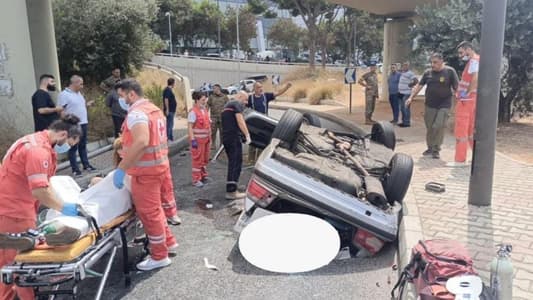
[358,63,379,124]
[208,84,229,148]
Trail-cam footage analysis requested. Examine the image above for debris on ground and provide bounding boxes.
[203,257,218,271]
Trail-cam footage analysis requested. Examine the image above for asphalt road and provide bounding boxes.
[64,147,398,300]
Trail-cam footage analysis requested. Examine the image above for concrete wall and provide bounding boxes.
[382,18,412,100]
[0,1,37,134]
[151,55,344,89]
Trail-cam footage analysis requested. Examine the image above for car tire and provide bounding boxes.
[371,121,396,150]
[302,113,321,127]
[272,109,303,148]
[383,153,413,205]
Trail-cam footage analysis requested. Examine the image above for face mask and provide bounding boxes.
[118,97,129,111]
[47,84,56,92]
[54,143,71,154]
[462,55,470,61]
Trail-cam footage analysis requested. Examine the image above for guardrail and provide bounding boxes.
[154,53,345,68]
[143,62,194,111]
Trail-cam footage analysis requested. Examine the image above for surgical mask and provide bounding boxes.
[462,55,470,62]
[118,97,129,111]
[47,84,56,92]
[54,143,71,154]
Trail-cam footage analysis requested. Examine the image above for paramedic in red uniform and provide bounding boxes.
[0,115,82,300]
[449,41,480,167]
[188,91,211,188]
[113,79,178,271]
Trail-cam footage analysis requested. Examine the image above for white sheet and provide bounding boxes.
[43,171,132,237]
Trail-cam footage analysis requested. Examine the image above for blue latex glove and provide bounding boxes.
[191,139,198,149]
[61,202,78,216]
[459,90,468,99]
[113,168,126,189]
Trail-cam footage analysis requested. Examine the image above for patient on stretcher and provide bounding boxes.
[0,172,132,251]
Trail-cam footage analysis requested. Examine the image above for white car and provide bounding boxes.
[226,79,256,94]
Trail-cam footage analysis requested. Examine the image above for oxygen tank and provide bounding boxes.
[490,244,513,300]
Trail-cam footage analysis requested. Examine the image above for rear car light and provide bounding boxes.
[246,176,276,208]
[352,228,384,256]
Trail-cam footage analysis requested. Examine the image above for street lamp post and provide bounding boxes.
[165,12,173,56]
[217,0,221,55]
[236,5,241,81]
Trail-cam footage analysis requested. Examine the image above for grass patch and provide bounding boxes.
[307,83,343,105]
[292,88,308,102]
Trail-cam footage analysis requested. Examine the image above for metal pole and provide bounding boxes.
[217,0,221,54]
[167,12,173,56]
[236,5,241,80]
[468,0,508,206]
[349,83,352,114]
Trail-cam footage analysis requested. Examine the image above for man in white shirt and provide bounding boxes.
[58,75,96,177]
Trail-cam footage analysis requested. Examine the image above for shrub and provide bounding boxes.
[292,88,307,102]
[308,86,336,105]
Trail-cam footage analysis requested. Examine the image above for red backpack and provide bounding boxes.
[391,239,477,300]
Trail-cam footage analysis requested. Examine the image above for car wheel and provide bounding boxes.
[383,153,413,205]
[302,113,321,127]
[272,109,303,148]
[371,121,396,150]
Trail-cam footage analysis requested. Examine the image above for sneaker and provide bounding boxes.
[84,165,98,173]
[72,170,83,178]
[193,181,204,188]
[445,161,469,167]
[0,232,36,252]
[136,256,171,271]
[168,243,179,257]
[422,149,433,156]
[167,215,182,226]
[202,177,213,183]
[432,151,440,159]
[398,123,411,128]
[225,191,246,200]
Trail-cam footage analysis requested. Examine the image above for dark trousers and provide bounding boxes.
[223,136,242,193]
[112,115,125,138]
[68,124,90,172]
[166,112,175,141]
[389,92,401,122]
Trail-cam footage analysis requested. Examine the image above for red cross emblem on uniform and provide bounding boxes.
[157,118,166,139]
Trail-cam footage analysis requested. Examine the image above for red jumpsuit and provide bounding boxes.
[122,100,177,260]
[190,105,211,184]
[161,168,178,218]
[0,131,58,300]
[454,54,480,163]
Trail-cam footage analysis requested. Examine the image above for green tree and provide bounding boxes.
[221,6,257,52]
[151,0,193,51]
[411,0,533,122]
[271,0,337,68]
[268,19,304,54]
[191,1,220,48]
[54,0,161,82]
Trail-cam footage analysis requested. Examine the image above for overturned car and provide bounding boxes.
[237,109,414,255]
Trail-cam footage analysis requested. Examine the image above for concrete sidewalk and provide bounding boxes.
[273,101,533,299]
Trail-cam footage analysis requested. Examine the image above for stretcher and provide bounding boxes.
[0,173,142,299]
[1,211,139,299]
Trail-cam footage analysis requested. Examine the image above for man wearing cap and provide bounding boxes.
[208,84,229,148]
[358,63,380,125]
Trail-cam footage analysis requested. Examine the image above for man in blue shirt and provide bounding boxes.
[247,81,292,115]
[163,78,177,141]
[247,81,292,163]
[387,64,402,124]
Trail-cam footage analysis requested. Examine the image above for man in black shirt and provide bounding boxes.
[105,86,127,138]
[32,74,62,132]
[407,53,459,159]
[163,78,177,141]
[221,91,251,200]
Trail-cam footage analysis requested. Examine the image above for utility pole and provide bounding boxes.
[165,12,172,56]
[236,5,241,81]
[468,0,508,206]
[217,0,221,54]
